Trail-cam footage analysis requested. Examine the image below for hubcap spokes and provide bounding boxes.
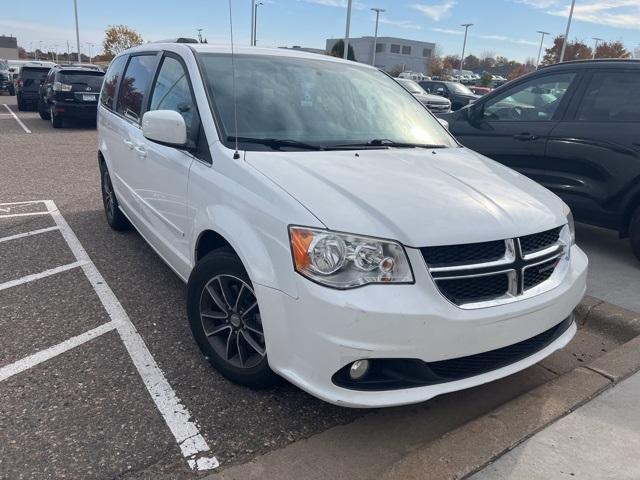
[102,171,115,219]
[200,274,266,369]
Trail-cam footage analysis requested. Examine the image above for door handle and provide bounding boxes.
[123,139,134,149]
[513,133,539,141]
[134,146,147,158]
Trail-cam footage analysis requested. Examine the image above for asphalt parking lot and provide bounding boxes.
[1,94,639,479]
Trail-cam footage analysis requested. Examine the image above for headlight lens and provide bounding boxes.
[289,227,414,288]
[562,202,575,244]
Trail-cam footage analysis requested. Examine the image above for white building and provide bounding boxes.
[0,35,19,60]
[326,36,436,74]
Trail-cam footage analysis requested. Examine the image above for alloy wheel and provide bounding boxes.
[199,274,266,369]
[102,169,115,221]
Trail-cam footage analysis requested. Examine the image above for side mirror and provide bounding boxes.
[437,118,449,130]
[142,110,187,146]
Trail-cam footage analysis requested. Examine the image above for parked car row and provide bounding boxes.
[395,78,451,113]
[11,61,105,128]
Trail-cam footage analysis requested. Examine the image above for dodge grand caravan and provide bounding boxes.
[97,43,587,408]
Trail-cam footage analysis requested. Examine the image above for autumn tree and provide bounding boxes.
[542,36,591,65]
[329,40,356,61]
[595,41,631,59]
[507,64,529,81]
[103,25,143,58]
[463,54,480,71]
[443,54,460,74]
[427,54,444,77]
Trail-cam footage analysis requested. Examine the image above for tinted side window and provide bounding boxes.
[100,55,127,109]
[148,56,199,143]
[483,73,575,122]
[117,54,157,123]
[577,71,640,122]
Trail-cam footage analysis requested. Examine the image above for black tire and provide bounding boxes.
[9,86,15,96]
[50,106,63,128]
[187,248,278,388]
[16,95,24,111]
[99,161,131,231]
[630,206,640,261]
[38,99,50,120]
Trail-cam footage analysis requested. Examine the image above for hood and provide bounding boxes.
[246,148,566,247]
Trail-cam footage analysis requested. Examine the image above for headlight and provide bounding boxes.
[562,202,575,244]
[289,226,414,289]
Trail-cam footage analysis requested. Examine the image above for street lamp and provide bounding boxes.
[73,0,81,63]
[343,0,353,59]
[86,42,94,63]
[253,2,263,46]
[459,23,473,75]
[559,0,576,62]
[371,8,385,66]
[250,0,255,45]
[536,30,550,68]
[592,37,603,59]
[197,28,204,43]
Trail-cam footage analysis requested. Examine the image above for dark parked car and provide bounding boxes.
[0,59,14,96]
[439,59,640,259]
[38,66,105,127]
[395,78,451,113]
[418,80,480,110]
[16,64,53,110]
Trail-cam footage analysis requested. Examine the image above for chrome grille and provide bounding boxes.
[421,226,569,309]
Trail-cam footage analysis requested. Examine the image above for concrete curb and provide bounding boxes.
[381,334,640,480]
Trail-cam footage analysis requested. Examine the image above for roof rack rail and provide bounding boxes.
[152,38,199,44]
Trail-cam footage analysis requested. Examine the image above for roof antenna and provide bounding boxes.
[228,0,240,160]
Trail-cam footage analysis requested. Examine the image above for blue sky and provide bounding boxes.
[2,0,639,61]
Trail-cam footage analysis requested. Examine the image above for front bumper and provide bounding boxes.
[256,245,587,408]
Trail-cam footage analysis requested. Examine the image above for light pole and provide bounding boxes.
[250,0,255,45]
[592,37,603,59]
[536,30,550,68]
[371,8,385,66]
[38,41,42,60]
[459,23,473,74]
[343,0,353,59]
[87,42,94,63]
[73,0,81,63]
[253,2,263,46]
[559,0,576,63]
[197,28,203,43]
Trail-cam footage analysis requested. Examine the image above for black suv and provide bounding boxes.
[16,65,52,110]
[440,59,640,259]
[418,80,480,110]
[0,59,14,96]
[38,66,105,127]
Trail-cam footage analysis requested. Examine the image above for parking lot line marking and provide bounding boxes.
[0,211,51,219]
[2,104,31,134]
[44,200,219,471]
[0,261,86,292]
[0,321,117,382]
[0,226,60,244]
[0,200,47,207]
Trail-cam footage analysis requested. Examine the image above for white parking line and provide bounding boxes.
[0,211,51,219]
[2,104,31,133]
[0,261,85,292]
[0,321,117,382]
[0,226,60,244]
[43,201,219,470]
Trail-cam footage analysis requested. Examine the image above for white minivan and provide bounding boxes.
[97,42,587,408]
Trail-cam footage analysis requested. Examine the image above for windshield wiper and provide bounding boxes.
[227,136,323,151]
[327,139,448,149]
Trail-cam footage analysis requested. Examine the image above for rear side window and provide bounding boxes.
[576,71,640,122]
[100,56,127,110]
[117,54,157,123]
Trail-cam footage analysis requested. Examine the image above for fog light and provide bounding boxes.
[349,360,370,380]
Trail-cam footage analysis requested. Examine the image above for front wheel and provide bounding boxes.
[38,99,50,120]
[187,249,278,388]
[16,95,24,111]
[50,106,63,128]
[100,162,130,231]
[630,206,640,261]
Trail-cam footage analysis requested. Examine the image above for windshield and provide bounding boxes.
[59,71,105,91]
[198,54,457,149]
[20,68,50,89]
[448,82,474,95]
[397,79,423,94]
